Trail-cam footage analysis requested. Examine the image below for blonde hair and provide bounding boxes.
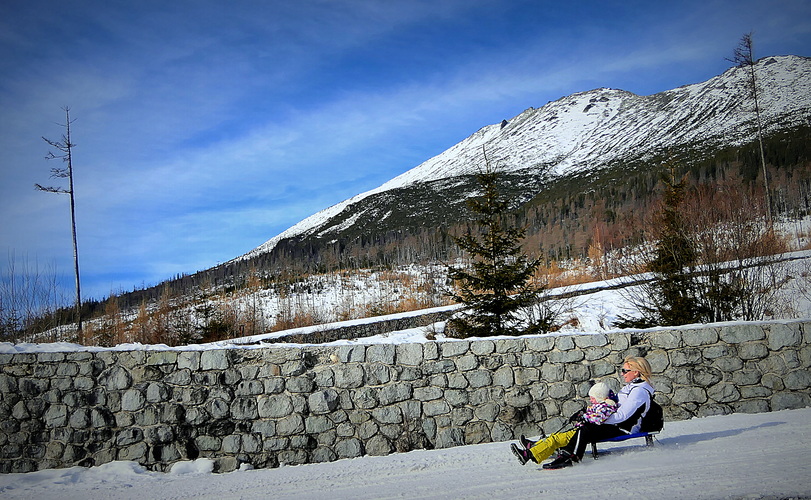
[624,356,653,384]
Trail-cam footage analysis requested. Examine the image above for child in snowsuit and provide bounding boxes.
[511,382,617,465]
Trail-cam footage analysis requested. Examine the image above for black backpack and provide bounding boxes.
[639,389,664,433]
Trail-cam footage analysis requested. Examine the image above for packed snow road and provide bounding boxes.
[2,407,810,499]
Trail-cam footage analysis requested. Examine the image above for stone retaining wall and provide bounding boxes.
[1,319,809,473]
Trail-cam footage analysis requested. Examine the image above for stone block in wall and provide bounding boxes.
[31,364,54,378]
[720,324,766,343]
[761,373,785,391]
[738,342,769,360]
[584,346,611,361]
[696,403,733,417]
[146,351,177,367]
[396,343,423,366]
[771,391,811,410]
[418,359,457,378]
[783,350,803,369]
[473,402,499,422]
[766,322,802,350]
[43,404,67,428]
[645,349,670,374]
[456,354,478,371]
[504,388,532,407]
[366,435,393,456]
[422,341,439,360]
[564,363,590,383]
[703,344,735,359]
[670,348,703,367]
[784,369,811,390]
[231,398,259,420]
[548,381,574,399]
[338,345,366,363]
[397,366,423,381]
[740,386,771,398]
[164,368,191,386]
[413,385,443,401]
[335,437,363,458]
[205,399,230,420]
[257,394,292,419]
[692,366,723,387]
[757,354,790,375]
[547,350,584,363]
[286,376,315,393]
[492,366,514,387]
[574,334,609,348]
[514,367,539,386]
[588,359,618,378]
[514,352,540,369]
[373,406,403,425]
[332,364,364,389]
[276,414,304,436]
[441,340,470,357]
[673,386,708,404]
[434,426,464,449]
[541,362,564,382]
[732,399,770,414]
[309,389,340,414]
[424,400,451,416]
[710,356,744,373]
[646,329,682,349]
[464,420,489,444]
[367,344,395,364]
[731,368,761,386]
[377,382,413,405]
[449,401,474,427]
[553,336,575,351]
[682,327,719,346]
[465,370,492,388]
[445,389,469,407]
[97,365,132,391]
[707,382,741,403]
[495,338,524,353]
[471,339,496,355]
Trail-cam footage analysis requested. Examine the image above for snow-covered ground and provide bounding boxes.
[1,407,809,500]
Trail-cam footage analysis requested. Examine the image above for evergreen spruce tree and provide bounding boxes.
[447,157,544,337]
[640,170,711,326]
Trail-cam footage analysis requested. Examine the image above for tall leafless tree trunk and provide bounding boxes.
[728,32,772,225]
[36,107,82,333]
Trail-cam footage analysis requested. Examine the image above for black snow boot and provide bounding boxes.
[542,450,576,470]
[519,435,536,450]
[511,443,536,465]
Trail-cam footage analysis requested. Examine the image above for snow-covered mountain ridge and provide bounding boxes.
[240,55,811,261]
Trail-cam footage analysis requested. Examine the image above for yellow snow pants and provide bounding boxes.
[530,430,576,463]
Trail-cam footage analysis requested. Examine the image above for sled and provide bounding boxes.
[589,431,658,459]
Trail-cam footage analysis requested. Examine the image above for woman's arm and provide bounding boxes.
[604,385,649,425]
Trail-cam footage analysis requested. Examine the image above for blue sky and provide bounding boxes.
[1,0,810,302]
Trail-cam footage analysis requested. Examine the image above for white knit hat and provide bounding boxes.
[588,382,611,401]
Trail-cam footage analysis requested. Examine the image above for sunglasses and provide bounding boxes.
[620,368,636,374]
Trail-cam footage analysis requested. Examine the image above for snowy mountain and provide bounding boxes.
[239,55,810,262]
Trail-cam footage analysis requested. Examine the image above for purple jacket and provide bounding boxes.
[575,400,618,427]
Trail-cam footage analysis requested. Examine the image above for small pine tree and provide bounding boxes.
[447,156,544,337]
[646,170,707,325]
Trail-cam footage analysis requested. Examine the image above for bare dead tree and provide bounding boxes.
[728,32,772,225]
[36,107,82,333]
